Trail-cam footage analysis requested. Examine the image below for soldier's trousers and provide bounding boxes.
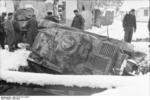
[0,33,5,49]
[124,27,133,43]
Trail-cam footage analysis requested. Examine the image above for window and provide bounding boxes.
[144,9,148,16]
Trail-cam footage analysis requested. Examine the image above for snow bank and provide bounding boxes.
[132,42,150,67]
[93,82,150,96]
[92,73,150,96]
[132,42,149,55]
[0,69,149,90]
[0,49,31,71]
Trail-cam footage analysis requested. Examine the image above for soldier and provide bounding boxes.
[5,13,17,52]
[148,18,150,48]
[26,15,38,48]
[0,16,4,49]
[0,13,7,49]
[13,18,21,49]
[71,10,85,30]
[123,9,136,43]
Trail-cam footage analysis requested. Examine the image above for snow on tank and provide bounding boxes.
[27,20,134,75]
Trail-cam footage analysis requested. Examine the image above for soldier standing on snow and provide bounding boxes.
[71,10,85,30]
[5,13,16,52]
[0,13,7,49]
[123,9,137,43]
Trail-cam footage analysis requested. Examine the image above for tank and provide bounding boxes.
[27,20,133,75]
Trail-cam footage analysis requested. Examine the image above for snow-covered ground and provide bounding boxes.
[0,49,30,71]
[0,70,149,96]
[93,75,150,96]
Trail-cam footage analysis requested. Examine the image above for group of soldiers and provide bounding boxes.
[0,12,38,52]
[0,9,84,52]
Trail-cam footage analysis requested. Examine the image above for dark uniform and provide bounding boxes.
[148,18,150,47]
[123,12,136,43]
[5,17,16,51]
[71,14,85,30]
[148,19,150,38]
[0,16,5,49]
[26,16,38,47]
[13,20,22,48]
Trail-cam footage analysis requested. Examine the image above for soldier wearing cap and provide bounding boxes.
[71,9,85,30]
[123,9,137,43]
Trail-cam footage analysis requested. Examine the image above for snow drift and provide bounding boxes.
[0,70,149,90]
[0,49,30,71]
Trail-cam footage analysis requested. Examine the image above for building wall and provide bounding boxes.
[19,0,46,20]
[136,8,149,22]
[77,0,94,29]
[66,0,77,26]
[0,0,14,14]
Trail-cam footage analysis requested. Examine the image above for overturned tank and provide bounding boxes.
[27,20,133,75]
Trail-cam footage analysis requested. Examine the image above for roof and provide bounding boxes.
[120,0,149,11]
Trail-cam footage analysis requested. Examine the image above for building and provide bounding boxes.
[17,0,46,20]
[136,7,149,22]
[65,0,116,29]
[0,0,14,15]
[120,0,149,22]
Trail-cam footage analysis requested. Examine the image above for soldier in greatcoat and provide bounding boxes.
[26,15,38,48]
[5,13,16,52]
[123,9,137,43]
[71,10,85,30]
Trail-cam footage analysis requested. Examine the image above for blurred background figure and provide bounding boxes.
[4,12,16,52]
[0,13,7,49]
[71,9,85,30]
[123,9,136,43]
[44,11,59,23]
[25,14,38,49]
[148,18,150,48]
[13,16,21,49]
